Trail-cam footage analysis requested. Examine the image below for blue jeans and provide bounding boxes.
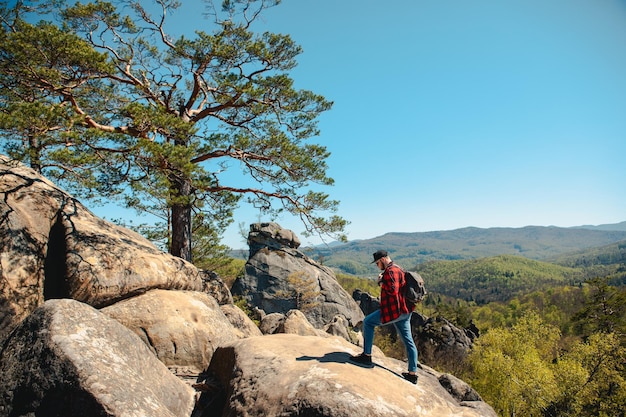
[363,310,418,372]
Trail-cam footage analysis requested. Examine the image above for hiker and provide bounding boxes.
[350,250,419,384]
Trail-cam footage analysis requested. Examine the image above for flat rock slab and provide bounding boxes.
[208,334,496,417]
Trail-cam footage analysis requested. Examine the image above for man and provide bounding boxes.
[350,250,419,384]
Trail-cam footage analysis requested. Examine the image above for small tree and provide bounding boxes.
[285,271,320,313]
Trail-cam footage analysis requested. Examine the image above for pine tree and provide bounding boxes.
[0,0,347,261]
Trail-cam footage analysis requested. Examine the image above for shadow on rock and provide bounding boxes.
[297,351,403,379]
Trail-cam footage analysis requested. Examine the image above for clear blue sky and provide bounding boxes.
[95,0,626,249]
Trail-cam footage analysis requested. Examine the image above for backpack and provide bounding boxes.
[403,271,427,305]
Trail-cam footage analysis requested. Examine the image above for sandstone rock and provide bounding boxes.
[439,373,483,402]
[252,306,266,321]
[323,314,355,342]
[257,309,335,338]
[220,303,263,338]
[1,156,64,343]
[0,156,211,343]
[200,270,233,305]
[412,313,473,368]
[102,289,240,371]
[247,222,301,253]
[208,334,497,417]
[353,288,381,317]
[282,309,321,336]
[232,223,364,329]
[61,208,206,307]
[0,298,194,417]
[259,312,286,334]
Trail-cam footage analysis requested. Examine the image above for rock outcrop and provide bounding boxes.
[353,288,381,315]
[0,156,497,417]
[0,156,226,343]
[0,299,195,417]
[232,222,364,329]
[208,334,494,417]
[219,303,264,339]
[412,313,474,368]
[258,309,321,336]
[247,221,301,252]
[102,289,241,371]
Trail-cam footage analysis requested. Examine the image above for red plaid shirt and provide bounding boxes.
[379,262,411,324]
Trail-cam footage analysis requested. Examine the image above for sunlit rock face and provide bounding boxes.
[208,333,497,417]
[232,222,365,329]
[0,155,222,343]
[0,299,195,417]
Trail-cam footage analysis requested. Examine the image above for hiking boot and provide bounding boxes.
[402,372,418,384]
[349,353,373,367]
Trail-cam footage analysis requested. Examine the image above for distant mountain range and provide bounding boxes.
[302,221,626,277]
[569,221,626,231]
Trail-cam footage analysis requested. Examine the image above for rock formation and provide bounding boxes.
[0,155,227,343]
[208,334,495,417]
[0,299,195,417]
[101,289,241,371]
[0,156,497,417]
[232,222,364,329]
[411,313,474,369]
[353,288,381,315]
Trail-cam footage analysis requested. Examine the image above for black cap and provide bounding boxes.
[371,250,388,263]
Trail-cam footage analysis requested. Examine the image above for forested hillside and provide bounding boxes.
[405,240,626,305]
[307,224,626,276]
[415,255,584,304]
[333,237,626,417]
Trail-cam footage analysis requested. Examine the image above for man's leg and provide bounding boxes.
[393,313,419,384]
[362,309,382,355]
[350,309,381,366]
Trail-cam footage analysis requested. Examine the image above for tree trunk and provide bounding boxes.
[28,136,41,173]
[169,177,193,262]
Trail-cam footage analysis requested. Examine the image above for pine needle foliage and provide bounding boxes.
[0,0,347,261]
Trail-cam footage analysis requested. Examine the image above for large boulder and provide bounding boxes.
[246,221,301,252]
[207,334,497,417]
[0,156,224,343]
[259,312,287,335]
[102,289,241,371]
[1,157,61,343]
[232,222,364,329]
[0,298,195,417]
[322,314,356,342]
